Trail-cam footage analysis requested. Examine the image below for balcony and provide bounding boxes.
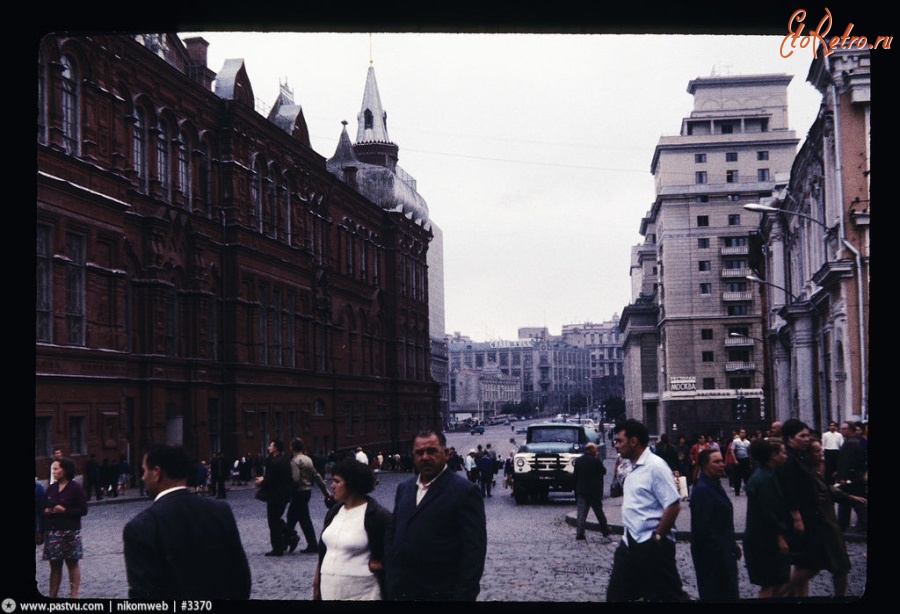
[725,337,754,347]
[725,361,756,372]
[723,291,753,301]
[721,267,750,278]
[720,245,749,256]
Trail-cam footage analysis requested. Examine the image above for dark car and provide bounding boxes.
[470,425,485,435]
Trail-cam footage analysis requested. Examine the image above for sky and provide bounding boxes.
[177,30,826,342]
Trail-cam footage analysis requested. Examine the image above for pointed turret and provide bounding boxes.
[353,64,399,172]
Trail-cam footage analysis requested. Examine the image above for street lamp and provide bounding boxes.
[743,203,830,231]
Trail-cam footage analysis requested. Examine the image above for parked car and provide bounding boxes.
[470,425,485,435]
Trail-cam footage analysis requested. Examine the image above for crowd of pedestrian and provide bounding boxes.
[36,416,866,602]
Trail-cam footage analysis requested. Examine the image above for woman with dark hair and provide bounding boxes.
[791,437,867,597]
[42,457,88,598]
[313,457,391,600]
[779,418,825,597]
[743,438,791,598]
[689,448,741,601]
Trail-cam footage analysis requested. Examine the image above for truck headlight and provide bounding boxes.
[516,458,524,467]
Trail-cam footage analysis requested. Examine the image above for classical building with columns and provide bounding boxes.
[749,48,870,430]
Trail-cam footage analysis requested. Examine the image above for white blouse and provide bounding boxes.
[320,503,374,578]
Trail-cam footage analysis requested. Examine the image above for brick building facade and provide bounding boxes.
[36,33,437,481]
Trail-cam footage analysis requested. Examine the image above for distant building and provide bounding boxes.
[449,335,589,416]
[451,364,521,422]
[621,73,802,438]
[36,33,436,482]
[560,317,624,408]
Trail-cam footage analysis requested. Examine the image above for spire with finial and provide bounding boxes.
[353,52,398,171]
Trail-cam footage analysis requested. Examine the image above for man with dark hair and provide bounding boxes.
[384,429,487,600]
[285,437,332,553]
[606,419,689,602]
[836,420,867,533]
[255,439,294,556]
[573,442,612,542]
[123,444,251,599]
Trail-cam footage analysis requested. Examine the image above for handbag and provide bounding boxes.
[610,477,623,498]
[254,487,269,502]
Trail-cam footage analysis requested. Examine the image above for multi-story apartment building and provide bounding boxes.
[451,364,521,421]
[36,33,437,482]
[448,335,590,417]
[621,73,801,438]
[749,48,870,431]
[560,317,625,408]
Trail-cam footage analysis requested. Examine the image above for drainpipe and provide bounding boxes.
[842,238,867,424]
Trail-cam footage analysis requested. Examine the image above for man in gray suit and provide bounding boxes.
[123,444,251,600]
[384,428,487,601]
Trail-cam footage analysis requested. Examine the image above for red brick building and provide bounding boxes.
[36,33,437,481]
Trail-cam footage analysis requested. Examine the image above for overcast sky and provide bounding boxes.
[178,31,824,341]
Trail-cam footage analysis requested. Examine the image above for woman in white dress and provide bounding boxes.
[313,457,391,600]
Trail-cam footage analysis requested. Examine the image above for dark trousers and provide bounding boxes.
[479,475,492,497]
[285,489,317,547]
[837,481,868,531]
[575,494,610,537]
[733,458,752,495]
[215,477,227,498]
[691,544,739,601]
[607,537,689,602]
[85,478,103,500]
[824,449,840,483]
[266,499,289,552]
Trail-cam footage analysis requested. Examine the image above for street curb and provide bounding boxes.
[564,512,867,543]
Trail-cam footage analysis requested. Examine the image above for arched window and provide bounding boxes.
[157,118,171,202]
[364,109,373,130]
[132,107,148,193]
[60,55,79,155]
[177,130,191,208]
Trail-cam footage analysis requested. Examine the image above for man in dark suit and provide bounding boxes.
[573,441,612,541]
[384,428,487,601]
[255,439,294,556]
[123,444,251,600]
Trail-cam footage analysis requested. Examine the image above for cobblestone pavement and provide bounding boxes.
[28,465,868,603]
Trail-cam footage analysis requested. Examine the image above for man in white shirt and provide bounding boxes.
[606,419,689,602]
[355,446,369,467]
[821,421,844,483]
[731,428,752,496]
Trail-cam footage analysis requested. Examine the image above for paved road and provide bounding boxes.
[26,425,867,603]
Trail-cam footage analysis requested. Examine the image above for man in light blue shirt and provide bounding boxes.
[606,419,689,602]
